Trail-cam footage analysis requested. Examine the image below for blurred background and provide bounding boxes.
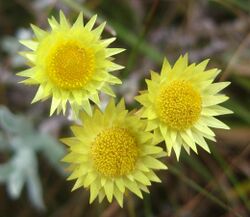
[0,0,249,217]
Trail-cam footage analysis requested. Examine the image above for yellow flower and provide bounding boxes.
[18,11,124,117]
[135,54,232,160]
[61,99,167,206]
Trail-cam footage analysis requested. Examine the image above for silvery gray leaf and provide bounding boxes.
[0,106,33,134]
[9,137,26,150]
[26,166,45,211]
[7,168,25,199]
[0,107,66,210]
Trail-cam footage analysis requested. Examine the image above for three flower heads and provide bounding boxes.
[18,11,232,206]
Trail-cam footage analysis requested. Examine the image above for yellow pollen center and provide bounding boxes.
[91,127,139,177]
[155,80,202,130]
[47,41,94,89]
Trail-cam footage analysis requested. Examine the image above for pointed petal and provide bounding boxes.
[31,24,47,39]
[80,100,92,116]
[201,105,233,116]
[147,170,161,183]
[85,14,97,30]
[98,190,105,203]
[72,177,84,191]
[192,131,211,153]
[180,131,197,153]
[104,180,114,202]
[205,82,231,95]
[136,161,150,173]
[48,16,59,29]
[89,180,101,204]
[89,93,100,107]
[101,37,116,47]
[73,11,84,27]
[101,85,115,97]
[107,62,124,71]
[172,142,182,160]
[92,22,106,38]
[172,55,187,75]
[113,187,124,207]
[50,96,61,116]
[196,59,210,71]
[19,40,38,50]
[143,156,167,170]
[124,179,143,198]
[19,51,36,63]
[194,121,215,137]
[84,172,97,187]
[209,105,233,116]
[107,74,122,84]
[31,85,45,103]
[133,170,151,185]
[106,48,125,57]
[17,68,35,77]
[201,116,230,129]
[59,10,70,28]
[160,57,172,77]
[114,178,125,193]
[183,143,190,154]
[60,137,79,147]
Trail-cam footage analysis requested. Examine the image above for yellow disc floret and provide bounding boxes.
[47,41,95,89]
[156,80,202,130]
[91,127,139,177]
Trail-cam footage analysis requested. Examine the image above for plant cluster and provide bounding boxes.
[18,11,232,207]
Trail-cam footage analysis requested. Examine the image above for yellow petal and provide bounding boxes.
[92,22,106,38]
[59,10,70,28]
[19,40,38,50]
[101,37,116,47]
[203,95,229,107]
[82,100,92,116]
[50,96,61,116]
[192,132,210,153]
[89,180,102,203]
[48,16,59,29]
[113,187,124,207]
[146,170,161,183]
[30,24,47,39]
[73,11,84,28]
[133,170,151,185]
[172,142,182,160]
[101,85,115,97]
[104,180,114,202]
[85,14,97,30]
[84,172,98,187]
[201,116,230,129]
[72,176,85,191]
[106,48,125,57]
[124,179,143,199]
[115,178,125,193]
[143,156,167,170]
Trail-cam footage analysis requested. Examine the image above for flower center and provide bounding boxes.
[155,80,202,130]
[47,41,94,89]
[91,127,139,177]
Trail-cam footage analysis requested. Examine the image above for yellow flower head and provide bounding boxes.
[61,99,167,207]
[18,11,124,117]
[135,54,232,160]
